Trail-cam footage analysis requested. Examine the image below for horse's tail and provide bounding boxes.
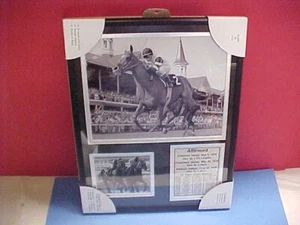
[177,76,209,101]
[192,88,210,101]
[177,76,193,96]
[177,76,205,114]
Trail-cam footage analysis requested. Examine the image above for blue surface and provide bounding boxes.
[46,169,288,225]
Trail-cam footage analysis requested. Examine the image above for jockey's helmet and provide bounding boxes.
[155,57,163,66]
[142,48,153,59]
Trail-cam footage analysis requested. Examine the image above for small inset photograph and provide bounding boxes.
[89,152,155,198]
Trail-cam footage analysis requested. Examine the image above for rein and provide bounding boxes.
[124,61,141,71]
[120,53,142,72]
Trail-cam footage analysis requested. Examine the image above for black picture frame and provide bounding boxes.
[64,16,246,213]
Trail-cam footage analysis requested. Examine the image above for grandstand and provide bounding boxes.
[89,89,223,134]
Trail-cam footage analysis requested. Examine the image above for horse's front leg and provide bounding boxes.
[133,102,148,132]
[149,107,163,132]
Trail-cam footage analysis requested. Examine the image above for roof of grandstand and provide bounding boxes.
[86,51,141,68]
[188,76,223,95]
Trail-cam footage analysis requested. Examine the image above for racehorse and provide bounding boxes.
[117,45,200,135]
[99,159,128,193]
[126,159,148,192]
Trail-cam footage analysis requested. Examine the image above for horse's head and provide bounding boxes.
[116,159,125,169]
[100,169,106,176]
[137,160,147,171]
[117,45,139,73]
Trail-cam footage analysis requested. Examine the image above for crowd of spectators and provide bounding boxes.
[91,111,157,125]
[91,109,223,134]
[89,88,223,112]
[91,110,157,133]
[89,88,138,104]
[196,102,223,113]
[88,88,223,134]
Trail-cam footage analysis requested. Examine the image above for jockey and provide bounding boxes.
[140,48,173,87]
[140,48,158,79]
[141,48,154,67]
[154,56,173,87]
[129,156,140,168]
[117,158,125,168]
[141,48,154,64]
[112,159,118,170]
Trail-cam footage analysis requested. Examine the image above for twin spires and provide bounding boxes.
[173,38,189,77]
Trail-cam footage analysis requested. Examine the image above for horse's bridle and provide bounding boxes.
[117,52,142,73]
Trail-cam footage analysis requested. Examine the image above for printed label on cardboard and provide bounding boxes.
[80,186,116,213]
[63,18,105,59]
[208,17,248,57]
[198,181,233,210]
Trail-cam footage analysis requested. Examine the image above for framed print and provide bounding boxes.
[83,32,229,145]
[63,14,247,213]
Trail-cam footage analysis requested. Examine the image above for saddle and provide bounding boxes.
[162,74,181,88]
[142,62,180,88]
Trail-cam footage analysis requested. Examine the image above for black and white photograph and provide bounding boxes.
[89,152,155,198]
[82,33,231,144]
